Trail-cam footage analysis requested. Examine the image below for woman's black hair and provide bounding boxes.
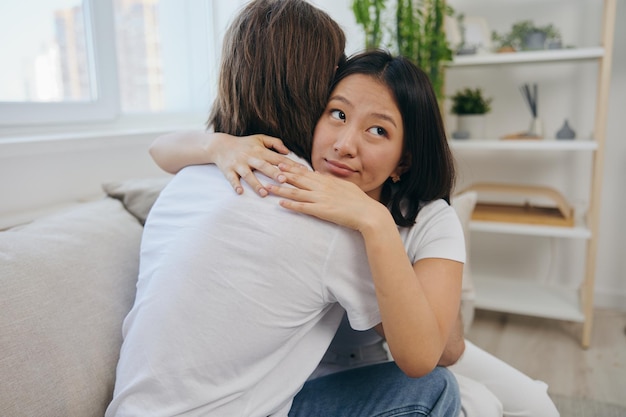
[331,50,456,227]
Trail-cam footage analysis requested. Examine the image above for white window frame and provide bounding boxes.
[0,0,220,131]
[0,0,119,127]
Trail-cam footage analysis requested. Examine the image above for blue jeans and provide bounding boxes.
[289,362,460,417]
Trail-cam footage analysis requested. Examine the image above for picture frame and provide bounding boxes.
[461,16,492,54]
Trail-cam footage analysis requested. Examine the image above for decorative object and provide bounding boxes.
[544,24,563,49]
[460,182,575,227]
[492,20,562,52]
[450,87,492,139]
[520,83,543,138]
[352,0,454,101]
[456,115,487,140]
[446,13,473,55]
[450,14,491,55]
[452,130,470,140]
[556,119,576,139]
[464,16,492,54]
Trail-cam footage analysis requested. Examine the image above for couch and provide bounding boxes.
[0,177,476,417]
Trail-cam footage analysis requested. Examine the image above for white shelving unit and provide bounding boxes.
[448,47,604,67]
[450,139,597,152]
[445,0,616,347]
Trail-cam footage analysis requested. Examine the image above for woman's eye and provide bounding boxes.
[368,126,387,136]
[330,109,346,121]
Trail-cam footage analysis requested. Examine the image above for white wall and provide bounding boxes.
[0,0,623,310]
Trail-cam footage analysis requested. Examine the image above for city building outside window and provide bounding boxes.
[0,0,216,127]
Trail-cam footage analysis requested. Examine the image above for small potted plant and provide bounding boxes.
[450,87,492,139]
[492,20,562,52]
[543,24,562,49]
[491,29,517,53]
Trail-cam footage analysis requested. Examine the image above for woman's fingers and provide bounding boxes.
[247,155,287,184]
[266,182,312,202]
[226,135,308,195]
[258,134,290,155]
[224,170,245,195]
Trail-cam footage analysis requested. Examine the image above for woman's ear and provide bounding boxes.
[391,153,412,181]
[390,166,409,183]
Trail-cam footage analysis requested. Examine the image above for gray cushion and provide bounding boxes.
[0,198,143,417]
[103,176,171,225]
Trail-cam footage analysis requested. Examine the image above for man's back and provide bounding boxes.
[106,159,379,417]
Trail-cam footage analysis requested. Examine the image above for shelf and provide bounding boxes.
[474,276,585,322]
[445,0,615,348]
[470,220,591,239]
[446,47,604,67]
[449,139,597,152]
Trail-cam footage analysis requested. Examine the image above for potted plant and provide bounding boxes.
[492,20,562,52]
[543,24,562,49]
[491,29,517,53]
[352,0,454,102]
[450,87,492,139]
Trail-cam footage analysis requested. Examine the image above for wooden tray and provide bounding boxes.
[460,183,574,227]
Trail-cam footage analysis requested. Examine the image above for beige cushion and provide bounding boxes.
[0,198,143,417]
[451,191,478,333]
[103,176,171,225]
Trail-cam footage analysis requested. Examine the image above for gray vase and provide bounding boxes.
[556,119,576,139]
[523,31,547,50]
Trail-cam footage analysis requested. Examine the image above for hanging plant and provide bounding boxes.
[352,0,387,50]
[352,0,454,101]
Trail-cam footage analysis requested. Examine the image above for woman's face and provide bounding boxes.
[311,74,405,201]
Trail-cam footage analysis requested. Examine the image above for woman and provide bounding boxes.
[151,36,558,417]
[148,2,559,417]
[110,53,461,417]
[107,2,460,416]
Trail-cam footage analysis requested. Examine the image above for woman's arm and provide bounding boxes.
[149,130,300,195]
[267,165,463,377]
[376,312,466,367]
[437,313,466,366]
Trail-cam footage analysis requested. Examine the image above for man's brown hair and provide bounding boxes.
[207,0,346,162]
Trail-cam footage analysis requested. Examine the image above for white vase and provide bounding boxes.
[456,114,486,139]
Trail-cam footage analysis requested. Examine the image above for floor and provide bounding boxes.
[466,308,626,407]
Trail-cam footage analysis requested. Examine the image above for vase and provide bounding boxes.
[556,119,576,139]
[527,117,543,138]
[523,31,547,50]
[456,114,486,139]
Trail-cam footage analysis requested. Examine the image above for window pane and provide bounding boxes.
[0,0,93,103]
[0,0,214,126]
[113,0,164,112]
[112,0,217,115]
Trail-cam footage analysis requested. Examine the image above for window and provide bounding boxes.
[0,0,217,127]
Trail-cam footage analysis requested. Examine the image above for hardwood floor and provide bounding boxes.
[466,308,626,407]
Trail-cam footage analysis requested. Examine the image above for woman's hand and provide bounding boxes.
[266,164,386,231]
[210,133,305,196]
[149,131,303,196]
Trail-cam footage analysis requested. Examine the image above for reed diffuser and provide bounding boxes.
[520,83,543,138]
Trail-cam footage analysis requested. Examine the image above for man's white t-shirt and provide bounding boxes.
[107,156,383,417]
[106,154,465,417]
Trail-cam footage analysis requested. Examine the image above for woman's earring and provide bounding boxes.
[391,174,401,183]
